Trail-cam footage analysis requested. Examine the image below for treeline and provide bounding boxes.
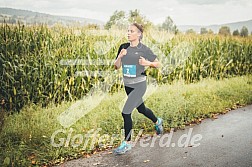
[186,26,251,37]
[105,9,251,37]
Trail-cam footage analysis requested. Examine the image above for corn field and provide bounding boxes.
[0,23,252,112]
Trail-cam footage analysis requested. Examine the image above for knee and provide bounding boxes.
[122,113,131,119]
[137,106,146,114]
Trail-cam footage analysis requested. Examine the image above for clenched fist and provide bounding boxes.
[118,49,127,58]
[139,56,150,66]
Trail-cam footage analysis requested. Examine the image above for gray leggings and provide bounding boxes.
[122,80,157,141]
[122,81,147,114]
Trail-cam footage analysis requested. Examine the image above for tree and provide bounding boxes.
[128,9,142,23]
[186,29,196,35]
[160,16,178,34]
[208,29,214,35]
[105,9,152,30]
[104,10,126,29]
[200,27,208,35]
[87,24,100,30]
[9,15,17,24]
[128,9,152,29]
[233,29,239,36]
[218,26,231,36]
[240,26,248,37]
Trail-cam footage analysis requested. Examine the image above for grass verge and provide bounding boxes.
[0,75,251,166]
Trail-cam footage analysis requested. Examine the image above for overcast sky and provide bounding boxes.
[1,0,251,25]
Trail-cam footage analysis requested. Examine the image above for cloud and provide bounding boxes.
[177,0,230,5]
[176,0,251,5]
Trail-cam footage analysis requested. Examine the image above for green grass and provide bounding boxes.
[0,75,252,166]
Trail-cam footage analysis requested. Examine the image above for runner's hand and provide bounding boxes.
[139,56,150,66]
[119,49,127,58]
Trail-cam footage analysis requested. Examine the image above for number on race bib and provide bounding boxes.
[123,65,136,77]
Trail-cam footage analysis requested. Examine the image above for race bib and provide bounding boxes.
[123,65,136,77]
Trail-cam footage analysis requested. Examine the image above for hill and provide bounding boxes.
[178,19,252,34]
[1,7,251,34]
[0,7,104,26]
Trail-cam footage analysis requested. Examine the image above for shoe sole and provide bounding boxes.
[113,149,131,155]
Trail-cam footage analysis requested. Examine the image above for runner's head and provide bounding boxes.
[127,23,143,42]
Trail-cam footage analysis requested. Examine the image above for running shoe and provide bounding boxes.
[113,141,132,155]
[155,118,164,135]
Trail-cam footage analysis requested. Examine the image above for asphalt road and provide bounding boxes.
[55,105,252,167]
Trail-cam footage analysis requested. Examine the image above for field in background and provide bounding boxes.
[0,23,251,112]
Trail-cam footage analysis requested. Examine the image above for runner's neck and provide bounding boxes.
[130,41,140,47]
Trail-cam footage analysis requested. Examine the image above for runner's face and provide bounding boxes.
[127,25,141,42]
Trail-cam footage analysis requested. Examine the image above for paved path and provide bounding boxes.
[56,105,252,167]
